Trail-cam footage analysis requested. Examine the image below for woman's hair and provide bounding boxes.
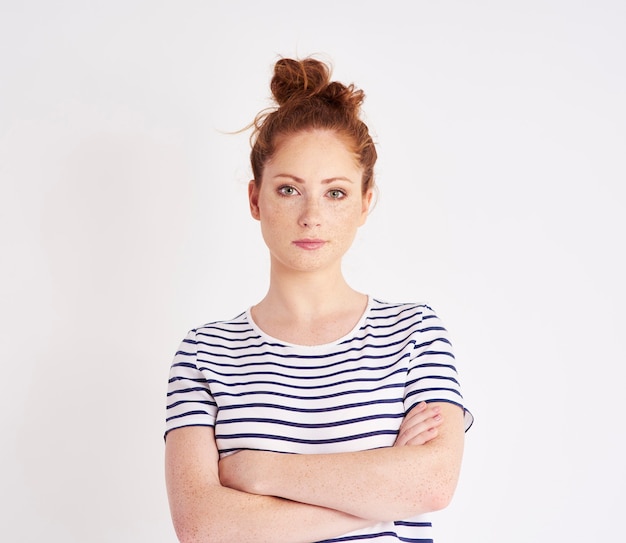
[250,57,377,194]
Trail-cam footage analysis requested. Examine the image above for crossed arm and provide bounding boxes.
[165,402,464,543]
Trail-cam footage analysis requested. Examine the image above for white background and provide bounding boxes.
[1,1,625,541]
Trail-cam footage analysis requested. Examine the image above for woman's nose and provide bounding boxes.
[298,198,322,228]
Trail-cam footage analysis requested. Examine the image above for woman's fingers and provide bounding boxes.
[394,402,444,446]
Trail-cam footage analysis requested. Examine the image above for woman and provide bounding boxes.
[165,56,473,543]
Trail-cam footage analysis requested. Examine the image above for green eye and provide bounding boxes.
[328,189,346,199]
[278,185,298,196]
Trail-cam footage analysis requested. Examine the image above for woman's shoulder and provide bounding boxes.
[192,310,248,331]
[369,297,437,316]
[183,310,253,342]
[366,298,445,331]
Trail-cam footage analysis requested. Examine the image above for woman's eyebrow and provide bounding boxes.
[272,174,355,184]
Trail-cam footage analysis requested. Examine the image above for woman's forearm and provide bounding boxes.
[171,484,373,543]
[166,426,373,543]
[266,441,461,520]
[219,403,465,522]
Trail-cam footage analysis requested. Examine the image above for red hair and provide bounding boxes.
[250,57,377,195]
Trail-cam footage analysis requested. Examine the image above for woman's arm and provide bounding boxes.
[165,426,373,543]
[218,402,464,522]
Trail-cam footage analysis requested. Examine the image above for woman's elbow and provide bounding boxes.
[422,470,461,513]
[424,486,456,513]
[172,513,247,543]
[170,512,219,543]
[171,516,203,543]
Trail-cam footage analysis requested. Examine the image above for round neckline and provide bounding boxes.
[246,295,372,349]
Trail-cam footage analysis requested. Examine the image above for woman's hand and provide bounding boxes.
[394,402,443,447]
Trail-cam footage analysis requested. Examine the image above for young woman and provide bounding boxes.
[165,57,473,543]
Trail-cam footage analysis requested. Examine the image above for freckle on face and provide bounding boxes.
[254,130,370,273]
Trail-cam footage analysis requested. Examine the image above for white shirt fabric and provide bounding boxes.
[166,297,473,542]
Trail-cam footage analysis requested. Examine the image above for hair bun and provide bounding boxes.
[270,58,364,112]
[271,58,329,105]
[250,55,377,194]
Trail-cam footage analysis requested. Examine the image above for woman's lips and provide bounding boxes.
[293,239,326,250]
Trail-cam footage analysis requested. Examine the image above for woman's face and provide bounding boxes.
[249,129,373,275]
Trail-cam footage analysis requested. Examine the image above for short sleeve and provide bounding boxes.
[164,329,217,438]
[404,306,474,431]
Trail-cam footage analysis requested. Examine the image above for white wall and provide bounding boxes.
[1,1,624,541]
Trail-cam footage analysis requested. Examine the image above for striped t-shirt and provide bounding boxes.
[166,297,473,542]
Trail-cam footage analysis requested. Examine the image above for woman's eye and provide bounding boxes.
[327,189,346,199]
[278,186,298,196]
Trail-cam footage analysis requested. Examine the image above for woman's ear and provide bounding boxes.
[248,180,261,220]
[359,188,375,225]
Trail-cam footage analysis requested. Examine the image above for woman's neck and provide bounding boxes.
[250,265,368,345]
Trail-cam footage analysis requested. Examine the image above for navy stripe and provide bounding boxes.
[199,357,406,381]
[195,341,416,362]
[213,382,405,402]
[217,412,404,429]
[205,367,408,392]
[405,387,463,400]
[167,399,215,409]
[166,386,210,397]
[323,532,408,542]
[217,396,403,414]
[166,410,210,422]
[216,429,399,446]
[406,374,460,386]
[394,521,432,528]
